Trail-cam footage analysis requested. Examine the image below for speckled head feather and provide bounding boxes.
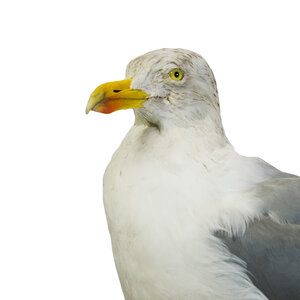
[125,48,221,129]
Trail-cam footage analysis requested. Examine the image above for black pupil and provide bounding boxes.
[174,71,180,78]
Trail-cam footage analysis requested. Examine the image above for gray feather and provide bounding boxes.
[256,177,300,224]
[217,175,300,299]
[218,219,300,299]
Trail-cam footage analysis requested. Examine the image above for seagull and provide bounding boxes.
[86,48,300,300]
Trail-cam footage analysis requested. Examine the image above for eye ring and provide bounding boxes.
[169,68,184,81]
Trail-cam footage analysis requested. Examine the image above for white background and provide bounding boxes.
[1,0,299,299]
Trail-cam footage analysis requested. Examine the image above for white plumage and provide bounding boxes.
[87,49,300,299]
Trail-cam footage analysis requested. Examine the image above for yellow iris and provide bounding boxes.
[169,68,184,81]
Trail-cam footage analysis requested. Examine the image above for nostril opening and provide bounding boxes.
[113,90,122,93]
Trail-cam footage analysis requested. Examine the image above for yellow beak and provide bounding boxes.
[85,78,150,114]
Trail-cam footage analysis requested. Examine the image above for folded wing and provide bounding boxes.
[218,176,300,299]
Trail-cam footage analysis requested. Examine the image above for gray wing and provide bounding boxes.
[257,177,300,224]
[217,176,300,300]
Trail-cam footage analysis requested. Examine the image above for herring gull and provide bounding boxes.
[86,48,300,300]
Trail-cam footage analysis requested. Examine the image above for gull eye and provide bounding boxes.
[169,68,184,81]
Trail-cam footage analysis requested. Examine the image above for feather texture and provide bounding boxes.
[98,49,300,299]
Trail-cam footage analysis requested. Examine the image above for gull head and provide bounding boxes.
[86,48,221,129]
